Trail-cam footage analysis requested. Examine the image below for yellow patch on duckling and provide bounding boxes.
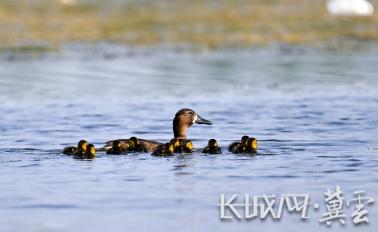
[78,140,88,151]
[185,141,193,150]
[252,139,258,150]
[168,143,174,154]
[90,146,96,156]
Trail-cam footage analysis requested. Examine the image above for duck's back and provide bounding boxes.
[102,138,132,151]
[138,139,162,152]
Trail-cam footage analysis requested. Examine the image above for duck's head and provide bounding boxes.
[86,144,96,158]
[170,138,181,149]
[173,108,212,139]
[247,138,258,151]
[208,139,218,147]
[241,135,249,146]
[78,140,88,151]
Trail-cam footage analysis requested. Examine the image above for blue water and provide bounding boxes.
[0,45,377,232]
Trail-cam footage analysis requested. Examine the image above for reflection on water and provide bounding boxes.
[0,45,378,232]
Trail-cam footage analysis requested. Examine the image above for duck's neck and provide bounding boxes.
[173,118,188,139]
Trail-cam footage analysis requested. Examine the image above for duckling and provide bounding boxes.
[106,140,130,155]
[171,138,184,153]
[151,143,174,156]
[182,140,194,153]
[85,144,96,159]
[63,140,88,155]
[246,137,258,153]
[235,137,258,154]
[74,144,96,159]
[170,138,181,152]
[202,139,222,154]
[228,135,249,153]
[128,137,149,152]
[102,108,212,151]
[172,139,194,153]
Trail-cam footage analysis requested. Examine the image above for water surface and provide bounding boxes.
[0,45,377,232]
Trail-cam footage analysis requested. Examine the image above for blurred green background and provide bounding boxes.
[0,0,377,51]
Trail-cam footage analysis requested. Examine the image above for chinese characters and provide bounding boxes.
[218,186,374,227]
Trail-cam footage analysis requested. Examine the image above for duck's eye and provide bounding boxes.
[188,111,193,115]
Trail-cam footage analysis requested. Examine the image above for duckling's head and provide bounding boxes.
[173,108,212,139]
[78,140,88,151]
[165,143,174,154]
[241,135,249,145]
[208,139,218,147]
[129,137,139,145]
[247,138,258,151]
[170,138,180,149]
[86,144,96,158]
[184,140,194,151]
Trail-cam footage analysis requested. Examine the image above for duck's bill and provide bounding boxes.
[195,115,212,125]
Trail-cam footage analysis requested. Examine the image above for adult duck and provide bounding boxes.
[102,108,212,152]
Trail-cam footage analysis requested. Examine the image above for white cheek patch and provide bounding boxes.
[193,115,198,124]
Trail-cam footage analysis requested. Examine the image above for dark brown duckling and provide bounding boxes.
[245,137,258,153]
[129,137,149,152]
[74,144,96,159]
[228,135,249,153]
[151,143,175,156]
[235,137,258,154]
[202,139,222,154]
[63,140,88,155]
[106,140,130,155]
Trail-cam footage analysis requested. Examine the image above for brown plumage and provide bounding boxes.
[106,140,131,154]
[101,108,212,152]
[173,108,212,139]
[104,137,159,153]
